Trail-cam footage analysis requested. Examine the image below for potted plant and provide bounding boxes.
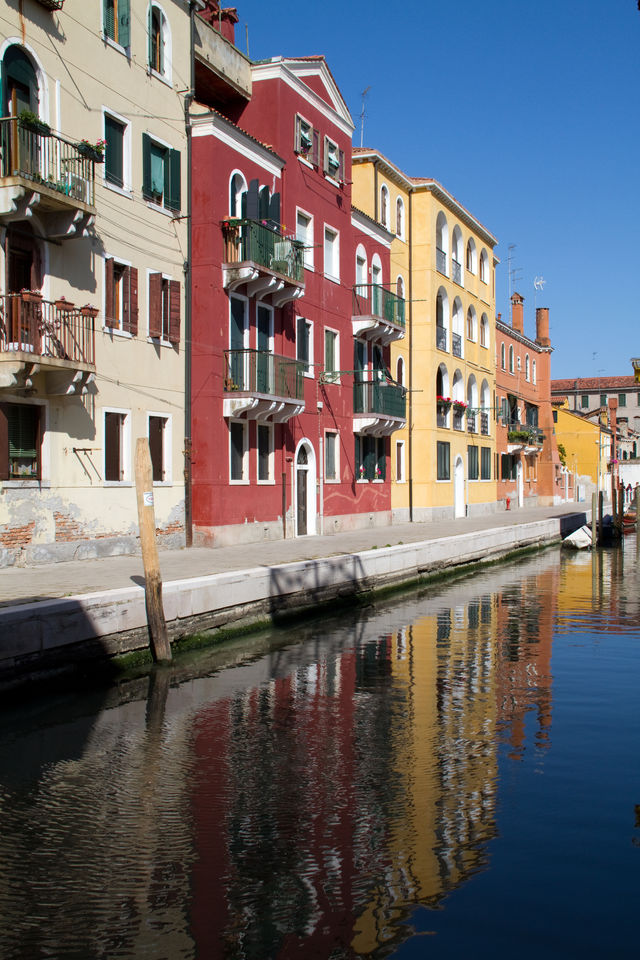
[77,139,106,163]
[453,400,467,413]
[18,110,51,137]
[436,395,452,409]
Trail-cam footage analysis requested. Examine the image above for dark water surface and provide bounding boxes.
[1,542,639,959]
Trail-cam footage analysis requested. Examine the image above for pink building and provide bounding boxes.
[191,24,406,545]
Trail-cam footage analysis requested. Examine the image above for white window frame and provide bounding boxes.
[480,314,489,348]
[355,243,368,296]
[229,418,249,484]
[296,316,314,378]
[145,267,174,343]
[396,439,406,483]
[396,356,405,387]
[380,183,389,229]
[229,169,247,217]
[257,422,275,485]
[2,397,50,489]
[148,2,173,85]
[324,430,339,483]
[102,106,132,196]
[295,113,314,159]
[229,293,249,349]
[324,326,340,384]
[103,406,132,486]
[296,207,314,271]
[323,224,340,283]
[480,248,489,283]
[143,129,175,216]
[396,196,405,240]
[509,345,515,374]
[323,135,341,183]
[532,359,537,384]
[147,411,172,485]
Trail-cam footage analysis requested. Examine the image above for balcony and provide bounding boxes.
[0,118,96,238]
[436,325,447,351]
[222,219,305,307]
[0,292,96,394]
[451,258,462,285]
[452,332,462,358]
[353,379,406,436]
[467,412,476,433]
[436,247,447,276]
[507,424,544,451]
[223,349,305,421]
[352,284,405,344]
[480,412,489,435]
[194,13,252,107]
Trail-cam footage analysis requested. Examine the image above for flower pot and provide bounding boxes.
[20,117,51,137]
[77,143,104,163]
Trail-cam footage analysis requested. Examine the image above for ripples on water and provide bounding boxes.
[1,542,639,959]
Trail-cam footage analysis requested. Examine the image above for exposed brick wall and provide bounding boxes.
[54,512,86,542]
[0,522,35,549]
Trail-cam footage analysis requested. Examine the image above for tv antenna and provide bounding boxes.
[533,275,546,310]
[359,86,371,149]
[507,243,522,300]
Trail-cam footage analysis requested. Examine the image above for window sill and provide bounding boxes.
[104,180,133,199]
[229,479,249,486]
[303,263,315,272]
[104,481,134,487]
[103,326,132,339]
[324,273,340,285]
[257,479,276,486]
[324,175,342,189]
[153,480,173,487]
[324,478,340,484]
[150,68,172,88]
[147,336,173,347]
[297,155,315,169]
[103,35,130,58]
[145,201,179,218]
[3,479,49,488]
[303,371,315,379]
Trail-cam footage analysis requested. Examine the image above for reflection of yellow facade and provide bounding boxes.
[353,151,498,521]
[553,403,609,492]
[352,604,499,954]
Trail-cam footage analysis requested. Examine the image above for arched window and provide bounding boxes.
[466,306,477,342]
[396,197,405,239]
[397,356,405,387]
[229,171,247,217]
[396,275,405,300]
[480,248,489,283]
[467,374,478,414]
[451,297,464,358]
[500,342,506,369]
[2,45,40,116]
[532,359,537,384]
[355,243,367,297]
[436,212,449,276]
[481,379,491,435]
[508,345,515,373]
[451,226,463,285]
[525,354,530,381]
[436,363,450,427]
[436,287,449,351]
[380,184,389,228]
[480,313,489,348]
[148,4,171,80]
[466,238,477,274]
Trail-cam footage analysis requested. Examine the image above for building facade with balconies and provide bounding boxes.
[0,0,194,564]
[495,294,565,507]
[191,44,404,544]
[352,151,497,521]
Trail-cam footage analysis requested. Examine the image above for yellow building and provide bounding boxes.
[352,150,498,520]
[552,401,610,498]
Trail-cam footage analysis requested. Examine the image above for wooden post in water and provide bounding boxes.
[619,481,625,528]
[612,484,618,532]
[591,491,598,546]
[135,437,171,662]
[598,490,604,545]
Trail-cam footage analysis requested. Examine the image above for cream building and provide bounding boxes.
[0,0,199,564]
[353,150,498,521]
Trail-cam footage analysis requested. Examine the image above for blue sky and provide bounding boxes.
[234,0,639,379]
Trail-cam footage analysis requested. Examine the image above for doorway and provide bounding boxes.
[295,441,316,536]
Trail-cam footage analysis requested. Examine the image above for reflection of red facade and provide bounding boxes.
[192,34,401,545]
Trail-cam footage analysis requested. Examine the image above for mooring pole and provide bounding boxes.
[591,491,598,546]
[135,438,171,662]
[598,490,604,545]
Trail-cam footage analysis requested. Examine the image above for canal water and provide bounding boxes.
[1,541,639,959]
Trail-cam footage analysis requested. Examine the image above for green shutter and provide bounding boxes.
[104,115,123,188]
[167,148,181,211]
[8,405,38,464]
[148,3,153,67]
[119,0,131,48]
[103,0,115,40]
[142,133,152,200]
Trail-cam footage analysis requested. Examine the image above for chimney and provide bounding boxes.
[511,292,524,334]
[536,307,551,347]
[199,2,239,44]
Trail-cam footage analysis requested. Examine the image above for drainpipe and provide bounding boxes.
[408,186,413,522]
[183,1,201,548]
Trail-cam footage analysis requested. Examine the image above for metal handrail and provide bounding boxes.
[352,284,405,327]
[224,348,305,401]
[0,292,95,365]
[354,379,406,419]
[222,218,304,285]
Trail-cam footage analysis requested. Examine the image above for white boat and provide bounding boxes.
[562,525,593,550]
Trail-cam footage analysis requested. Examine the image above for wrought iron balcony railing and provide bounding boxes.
[436,247,447,275]
[453,412,465,431]
[451,258,462,285]
[467,412,476,433]
[480,412,489,435]
[436,325,447,351]
[224,349,305,401]
[352,284,405,328]
[0,117,96,207]
[452,331,462,357]
[0,292,96,365]
[354,380,406,419]
[507,425,544,445]
[222,219,304,285]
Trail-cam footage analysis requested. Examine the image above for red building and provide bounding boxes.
[495,293,566,507]
[191,26,406,545]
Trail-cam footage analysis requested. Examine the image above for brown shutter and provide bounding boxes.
[0,403,8,481]
[338,149,345,184]
[148,272,163,338]
[122,266,138,337]
[105,257,115,327]
[168,280,181,344]
[149,416,164,481]
[322,136,329,175]
[312,129,320,168]
[104,412,120,482]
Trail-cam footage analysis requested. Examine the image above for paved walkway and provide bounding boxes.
[0,502,588,607]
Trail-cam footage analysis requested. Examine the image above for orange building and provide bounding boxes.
[495,293,567,507]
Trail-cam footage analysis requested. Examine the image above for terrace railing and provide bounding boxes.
[436,247,447,275]
[0,117,96,206]
[436,325,447,351]
[224,349,305,401]
[451,258,462,285]
[452,331,462,357]
[352,284,405,328]
[354,380,406,419]
[0,292,95,365]
[222,219,304,285]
